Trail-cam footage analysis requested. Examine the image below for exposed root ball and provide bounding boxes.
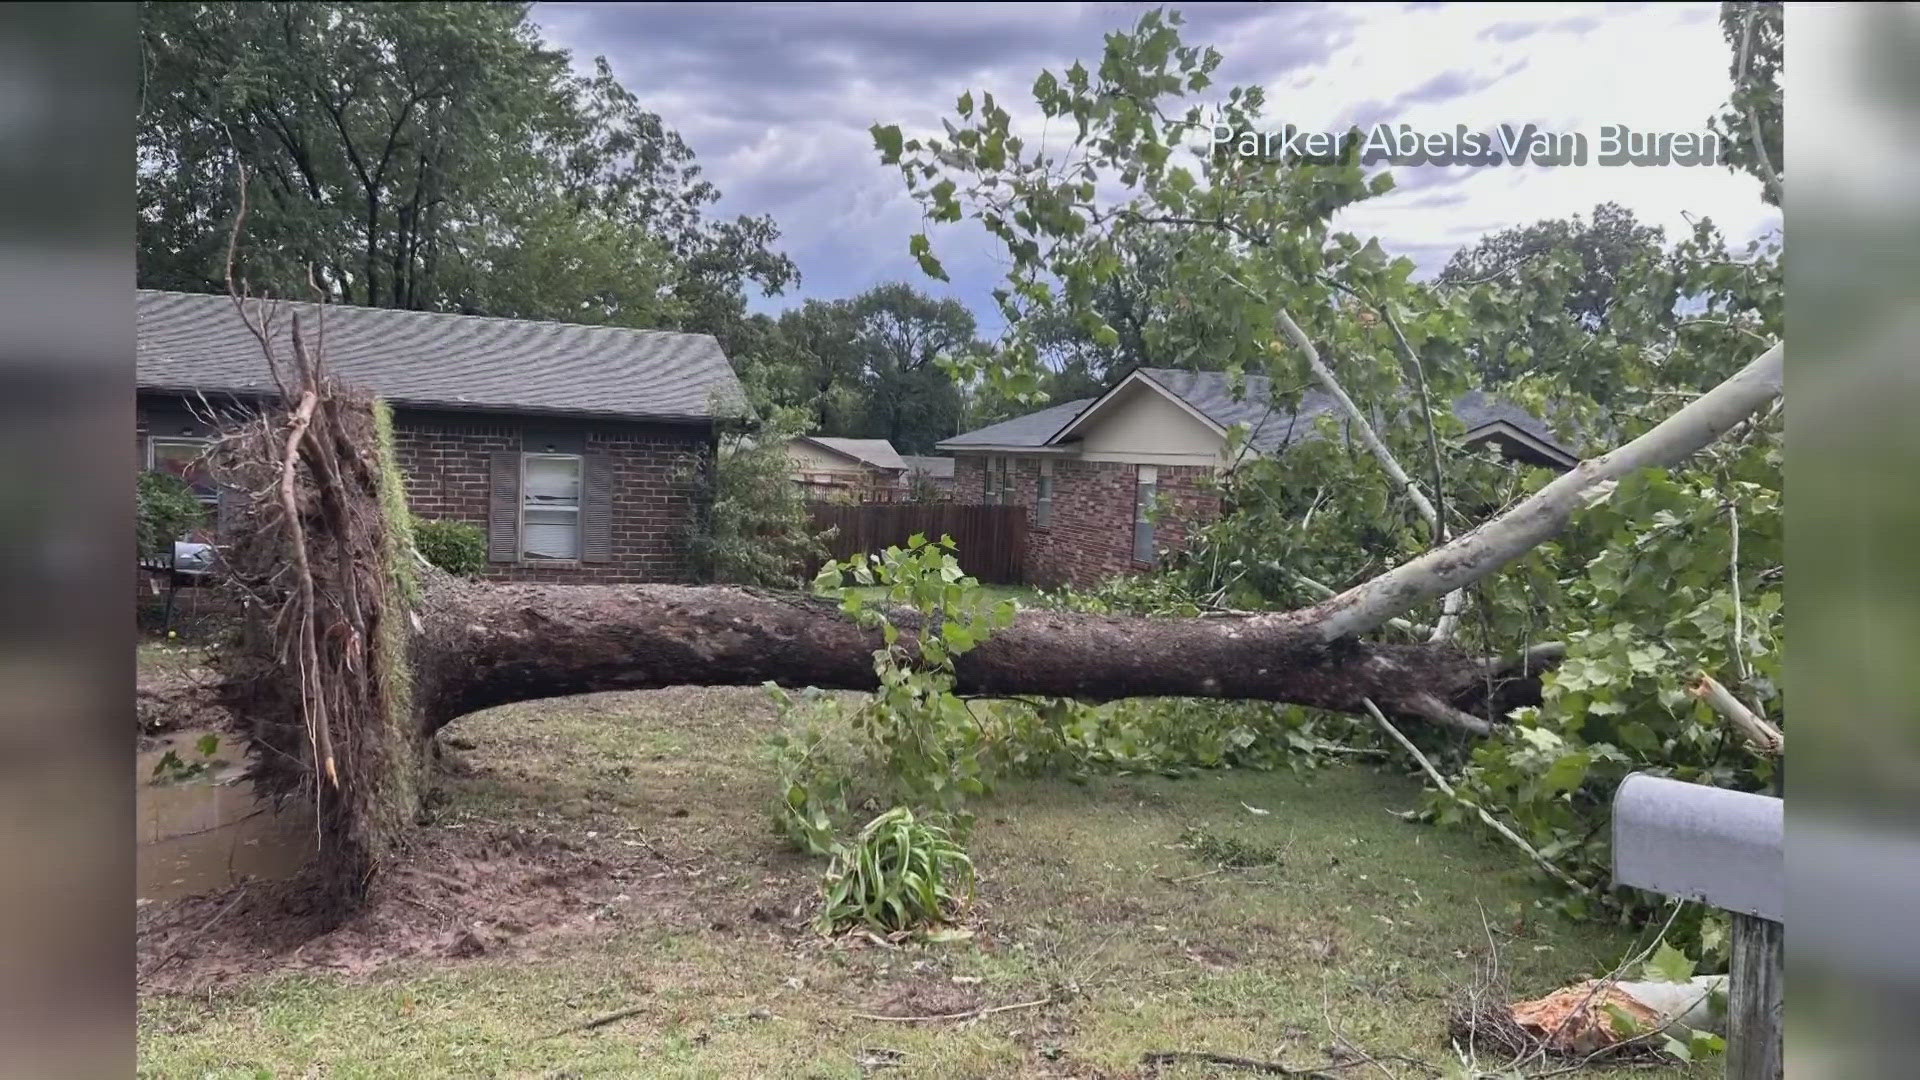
[207,310,419,916]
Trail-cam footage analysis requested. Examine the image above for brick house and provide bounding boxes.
[137,288,745,585]
[936,367,1578,589]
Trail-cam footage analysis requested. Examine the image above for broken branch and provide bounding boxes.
[1690,672,1783,755]
[1361,699,1590,897]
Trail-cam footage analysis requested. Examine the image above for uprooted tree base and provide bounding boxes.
[209,364,421,914]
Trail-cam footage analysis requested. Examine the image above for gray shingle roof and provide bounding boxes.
[935,398,1094,449]
[1138,368,1573,461]
[936,368,1575,465]
[137,289,746,422]
[803,437,907,472]
[900,455,955,480]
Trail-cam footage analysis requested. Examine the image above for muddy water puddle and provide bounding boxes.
[138,728,314,901]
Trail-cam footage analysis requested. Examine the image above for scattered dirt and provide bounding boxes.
[136,823,720,993]
[866,979,983,1019]
[136,668,230,737]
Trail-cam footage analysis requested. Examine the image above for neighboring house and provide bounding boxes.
[900,455,956,499]
[935,366,1578,588]
[785,436,908,500]
[137,288,746,585]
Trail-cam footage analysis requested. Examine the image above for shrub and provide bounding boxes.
[412,518,486,576]
[768,536,1015,851]
[681,400,833,587]
[821,806,973,933]
[137,470,207,559]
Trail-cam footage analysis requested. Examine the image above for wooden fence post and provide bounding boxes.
[1727,912,1783,1079]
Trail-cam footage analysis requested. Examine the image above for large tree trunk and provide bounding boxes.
[410,579,1524,736]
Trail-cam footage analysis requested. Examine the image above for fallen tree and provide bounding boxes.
[194,272,1780,913]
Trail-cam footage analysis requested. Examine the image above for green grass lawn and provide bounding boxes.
[138,685,1705,1079]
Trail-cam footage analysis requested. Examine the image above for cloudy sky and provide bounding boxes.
[532,2,1781,330]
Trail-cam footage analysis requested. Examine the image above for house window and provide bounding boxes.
[148,437,218,506]
[521,453,583,560]
[1035,459,1053,529]
[984,455,1006,505]
[1132,464,1157,565]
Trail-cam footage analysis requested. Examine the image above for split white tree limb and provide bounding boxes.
[1303,342,1784,643]
[1270,305,1472,642]
[1289,571,1427,637]
[1691,672,1784,755]
[1272,306,1440,526]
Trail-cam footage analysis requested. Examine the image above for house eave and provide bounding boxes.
[136,384,728,427]
[1459,420,1579,470]
[935,443,1078,455]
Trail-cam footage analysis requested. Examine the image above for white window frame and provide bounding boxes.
[1133,464,1157,565]
[520,452,584,562]
[1035,458,1054,529]
[148,436,218,507]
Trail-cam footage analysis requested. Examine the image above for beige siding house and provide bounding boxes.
[785,436,909,500]
[937,367,1577,588]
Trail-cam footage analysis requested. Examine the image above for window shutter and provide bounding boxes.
[488,451,521,563]
[581,454,614,563]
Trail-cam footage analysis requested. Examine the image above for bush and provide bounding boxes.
[137,470,207,559]
[821,806,973,933]
[412,518,486,576]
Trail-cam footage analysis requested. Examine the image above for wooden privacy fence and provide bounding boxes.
[806,502,1028,584]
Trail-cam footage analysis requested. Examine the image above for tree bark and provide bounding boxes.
[408,579,1517,736]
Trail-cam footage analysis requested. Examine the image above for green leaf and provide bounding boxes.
[1602,1002,1644,1037]
[1662,1033,1692,1062]
[1645,941,1697,984]
[957,90,973,118]
[872,123,904,162]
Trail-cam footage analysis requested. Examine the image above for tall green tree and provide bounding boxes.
[845,283,973,454]
[1709,0,1783,206]
[137,1,794,334]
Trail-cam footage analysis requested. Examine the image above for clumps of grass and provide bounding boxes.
[1179,823,1287,869]
[821,806,974,934]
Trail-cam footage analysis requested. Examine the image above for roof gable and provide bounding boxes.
[935,398,1093,450]
[136,289,746,422]
[800,437,907,472]
[934,366,1578,468]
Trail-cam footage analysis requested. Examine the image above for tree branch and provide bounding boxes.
[1305,342,1783,642]
[1361,699,1589,895]
[1734,3,1783,204]
[1691,672,1783,755]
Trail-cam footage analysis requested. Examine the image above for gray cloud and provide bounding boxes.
[1476,14,1602,44]
[528,2,1763,327]
[531,2,1356,325]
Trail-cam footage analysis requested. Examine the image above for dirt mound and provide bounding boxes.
[137,825,668,993]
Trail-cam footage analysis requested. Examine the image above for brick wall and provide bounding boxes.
[385,408,709,584]
[952,453,1220,589]
[139,394,713,586]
